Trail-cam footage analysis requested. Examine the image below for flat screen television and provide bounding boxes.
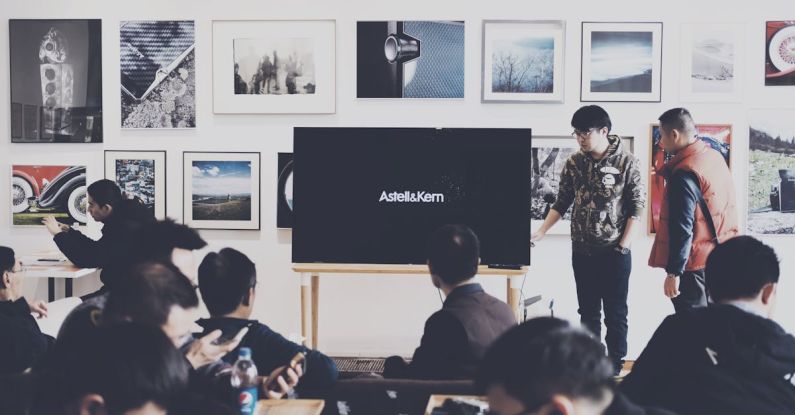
[292,127,531,266]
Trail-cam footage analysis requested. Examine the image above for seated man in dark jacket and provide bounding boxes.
[622,236,795,415]
[0,246,53,374]
[478,317,674,415]
[383,224,517,380]
[42,179,154,298]
[197,248,338,390]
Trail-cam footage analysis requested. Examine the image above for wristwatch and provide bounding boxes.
[614,245,630,255]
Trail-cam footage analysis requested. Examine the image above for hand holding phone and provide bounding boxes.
[262,352,306,398]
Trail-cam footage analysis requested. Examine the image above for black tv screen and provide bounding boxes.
[292,127,531,265]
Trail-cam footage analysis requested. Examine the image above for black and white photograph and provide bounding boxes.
[357,21,465,98]
[234,38,315,95]
[9,19,103,143]
[580,22,662,102]
[120,20,195,129]
[748,111,795,235]
[183,152,261,230]
[680,23,744,102]
[213,20,335,114]
[104,151,167,219]
[277,152,294,229]
[482,20,565,103]
[531,137,577,234]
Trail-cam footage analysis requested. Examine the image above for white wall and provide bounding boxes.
[2,0,794,359]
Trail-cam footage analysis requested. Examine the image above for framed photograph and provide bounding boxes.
[9,19,103,143]
[580,22,662,102]
[765,21,795,86]
[748,111,795,235]
[532,135,634,235]
[212,20,336,114]
[680,23,744,102]
[481,20,565,103]
[104,150,167,219]
[183,152,261,230]
[277,152,294,229]
[12,165,87,226]
[648,124,732,234]
[357,21,465,98]
[121,20,196,128]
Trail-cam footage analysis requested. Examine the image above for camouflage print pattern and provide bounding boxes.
[551,135,645,252]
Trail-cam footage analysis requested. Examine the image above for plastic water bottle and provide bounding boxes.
[231,347,258,414]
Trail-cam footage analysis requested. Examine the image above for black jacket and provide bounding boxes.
[621,304,795,415]
[196,317,338,391]
[0,298,53,374]
[53,200,153,288]
[384,283,517,380]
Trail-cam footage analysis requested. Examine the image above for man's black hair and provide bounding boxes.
[658,107,696,135]
[87,179,123,208]
[571,105,612,134]
[477,317,615,411]
[198,248,257,317]
[132,219,207,263]
[706,235,780,302]
[0,247,15,289]
[53,322,189,413]
[427,224,480,286]
[104,261,199,327]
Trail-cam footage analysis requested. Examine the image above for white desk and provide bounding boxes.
[22,257,97,301]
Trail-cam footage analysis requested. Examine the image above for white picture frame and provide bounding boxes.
[482,20,565,103]
[580,22,663,102]
[212,20,336,114]
[183,152,261,230]
[679,22,745,102]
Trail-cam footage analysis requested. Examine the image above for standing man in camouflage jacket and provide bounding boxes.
[532,105,645,375]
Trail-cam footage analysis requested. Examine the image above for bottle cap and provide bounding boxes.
[239,347,252,359]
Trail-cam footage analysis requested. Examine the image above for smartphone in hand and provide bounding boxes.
[263,352,306,392]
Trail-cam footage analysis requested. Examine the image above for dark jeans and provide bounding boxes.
[572,248,631,372]
[671,270,708,313]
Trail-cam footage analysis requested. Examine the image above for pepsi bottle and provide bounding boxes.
[231,347,258,414]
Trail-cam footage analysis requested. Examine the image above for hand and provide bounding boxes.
[29,300,48,319]
[184,329,242,369]
[530,230,546,243]
[664,275,680,298]
[261,364,303,399]
[42,216,67,236]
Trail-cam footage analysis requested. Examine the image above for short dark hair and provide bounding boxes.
[87,179,123,208]
[477,317,614,411]
[427,224,480,285]
[132,219,207,263]
[105,261,199,326]
[658,107,696,135]
[571,105,612,133]
[0,246,15,282]
[199,248,257,316]
[54,322,189,413]
[706,235,780,302]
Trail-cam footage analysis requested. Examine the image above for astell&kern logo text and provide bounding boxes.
[378,191,445,203]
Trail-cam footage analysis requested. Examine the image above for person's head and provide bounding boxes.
[198,248,257,319]
[87,179,123,222]
[478,317,616,415]
[426,224,480,289]
[104,261,200,346]
[571,105,611,154]
[658,108,698,153]
[706,235,780,317]
[55,322,189,415]
[132,219,208,282]
[0,246,23,301]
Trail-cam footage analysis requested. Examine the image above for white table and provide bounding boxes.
[22,257,97,301]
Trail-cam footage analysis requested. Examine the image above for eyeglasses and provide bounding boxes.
[571,128,598,138]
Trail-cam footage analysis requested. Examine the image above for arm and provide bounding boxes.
[665,172,700,276]
[250,325,338,389]
[52,229,109,268]
[619,157,645,248]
